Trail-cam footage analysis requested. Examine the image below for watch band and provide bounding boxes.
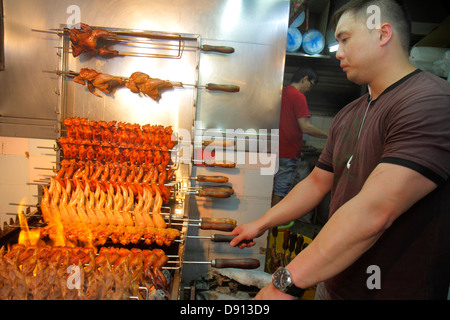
[285,283,305,297]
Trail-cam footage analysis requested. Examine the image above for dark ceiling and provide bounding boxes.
[284,0,450,115]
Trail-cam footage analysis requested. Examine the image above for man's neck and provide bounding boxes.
[290,83,304,93]
[367,58,417,100]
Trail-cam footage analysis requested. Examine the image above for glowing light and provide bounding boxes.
[329,43,339,53]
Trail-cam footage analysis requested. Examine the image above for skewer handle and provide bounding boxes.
[198,190,233,198]
[202,161,236,168]
[212,258,260,269]
[205,83,240,93]
[200,45,235,54]
[211,234,252,246]
[196,175,229,183]
[200,217,236,231]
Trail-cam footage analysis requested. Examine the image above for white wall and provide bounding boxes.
[0,137,55,226]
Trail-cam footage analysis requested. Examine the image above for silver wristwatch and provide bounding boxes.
[272,267,305,298]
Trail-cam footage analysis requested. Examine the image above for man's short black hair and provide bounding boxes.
[291,66,319,84]
[332,0,411,53]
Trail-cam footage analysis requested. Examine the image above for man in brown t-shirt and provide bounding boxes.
[230,0,450,299]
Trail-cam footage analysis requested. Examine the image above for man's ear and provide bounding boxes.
[378,22,393,47]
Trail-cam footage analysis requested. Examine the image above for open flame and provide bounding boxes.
[17,200,40,246]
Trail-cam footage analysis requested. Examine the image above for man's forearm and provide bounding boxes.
[303,124,328,139]
[230,167,332,248]
[298,118,328,139]
[259,168,332,230]
[285,196,385,289]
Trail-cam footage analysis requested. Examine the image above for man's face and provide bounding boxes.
[334,12,380,85]
[304,78,316,93]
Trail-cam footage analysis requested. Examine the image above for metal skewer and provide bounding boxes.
[54,46,183,59]
[167,258,260,269]
[43,69,240,92]
[32,27,234,54]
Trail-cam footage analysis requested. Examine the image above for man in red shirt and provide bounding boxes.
[272,67,328,206]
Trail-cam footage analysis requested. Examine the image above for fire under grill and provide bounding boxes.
[0,197,252,300]
[0,199,188,300]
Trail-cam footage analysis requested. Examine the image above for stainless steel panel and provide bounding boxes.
[0,0,289,139]
[197,41,286,130]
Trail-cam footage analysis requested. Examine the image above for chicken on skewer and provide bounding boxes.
[73,68,126,97]
[68,23,119,57]
[40,186,53,225]
[111,185,125,226]
[141,185,155,228]
[104,189,118,226]
[125,72,174,101]
[151,190,166,229]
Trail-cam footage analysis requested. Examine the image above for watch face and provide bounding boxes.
[272,268,291,290]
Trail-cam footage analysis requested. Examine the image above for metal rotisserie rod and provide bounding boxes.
[186,234,252,245]
[44,70,240,93]
[32,27,235,54]
[187,234,237,242]
[177,175,229,183]
[182,258,260,269]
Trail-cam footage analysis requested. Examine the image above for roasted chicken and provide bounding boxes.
[126,72,174,101]
[73,68,126,97]
[68,23,119,57]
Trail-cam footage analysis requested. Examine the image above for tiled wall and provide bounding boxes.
[0,137,55,226]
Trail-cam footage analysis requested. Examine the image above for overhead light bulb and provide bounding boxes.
[328,43,339,53]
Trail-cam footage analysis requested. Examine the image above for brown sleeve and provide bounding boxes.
[381,94,450,185]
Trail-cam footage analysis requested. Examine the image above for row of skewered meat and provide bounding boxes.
[63,117,177,148]
[73,68,175,100]
[55,159,173,203]
[41,223,181,248]
[0,244,169,300]
[59,117,176,164]
[58,137,172,165]
[40,170,180,243]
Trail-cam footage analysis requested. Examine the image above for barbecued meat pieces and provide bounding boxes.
[69,23,118,57]
[126,72,174,101]
[0,245,169,300]
[73,68,126,97]
[72,68,174,101]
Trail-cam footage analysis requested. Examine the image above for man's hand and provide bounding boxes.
[253,283,296,300]
[229,221,264,249]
